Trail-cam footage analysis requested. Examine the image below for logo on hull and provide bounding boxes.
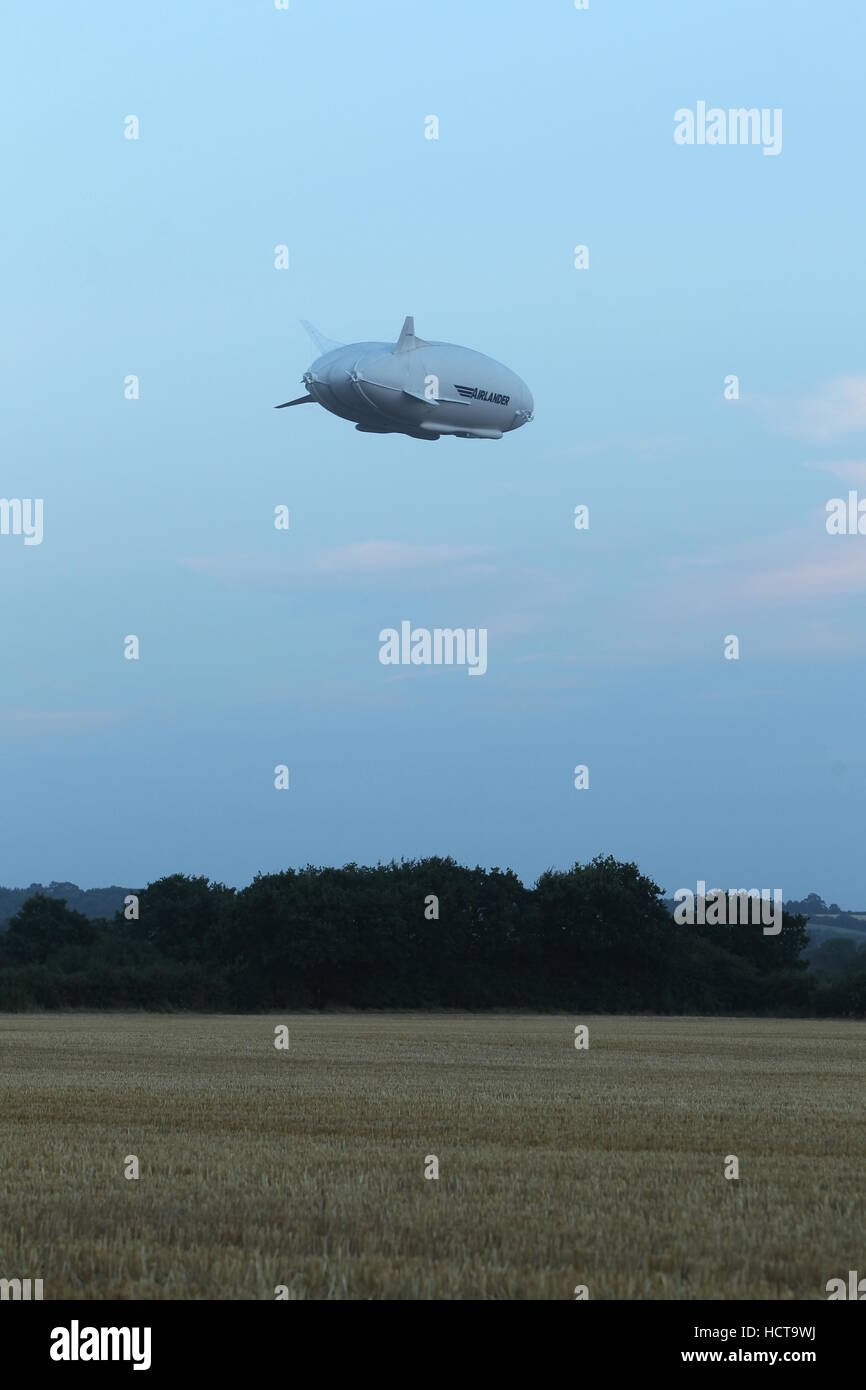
[455,384,511,406]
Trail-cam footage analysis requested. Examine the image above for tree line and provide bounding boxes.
[0,856,864,1015]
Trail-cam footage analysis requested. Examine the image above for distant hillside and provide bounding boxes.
[662,891,866,964]
[0,882,131,927]
[783,894,866,961]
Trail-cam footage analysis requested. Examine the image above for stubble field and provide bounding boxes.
[0,1012,863,1299]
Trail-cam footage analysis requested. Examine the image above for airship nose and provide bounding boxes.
[511,380,534,429]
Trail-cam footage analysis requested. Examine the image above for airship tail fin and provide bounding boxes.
[394,315,418,353]
[301,320,344,356]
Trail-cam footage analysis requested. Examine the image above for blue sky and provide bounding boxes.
[2,1,865,901]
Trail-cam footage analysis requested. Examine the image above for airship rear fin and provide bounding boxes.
[301,320,344,355]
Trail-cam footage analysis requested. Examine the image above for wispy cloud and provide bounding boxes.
[185,519,866,674]
[308,540,495,577]
[633,515,866,621]
[182,540,496,586]
[805,458,866,482]
[728,547,866,604]
[555,431,684,462]
[760,375,866,442]
[0,708,125,737]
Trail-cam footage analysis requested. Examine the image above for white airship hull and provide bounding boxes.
[277,317,534,441]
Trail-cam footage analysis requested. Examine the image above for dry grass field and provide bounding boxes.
[0,1013,863,1300]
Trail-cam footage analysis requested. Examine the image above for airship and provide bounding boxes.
[276,316,534,441]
